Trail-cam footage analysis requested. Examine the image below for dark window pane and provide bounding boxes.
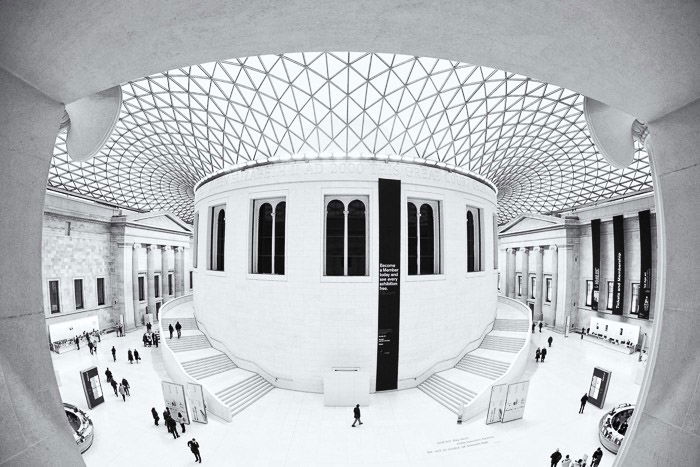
[419,204,435,275]
[257,203,273,273]
[168,274,173,295]
[138,276,145,301]
[467,210,475,272]
[49,280,60,313]
[216,209,226,271]
[407,202,417,275]
[74,279,84,309]
[274,202,286,275]
[154,275,160,298]
[189,271,193,289]
[347,200,366,276]
[325,200,344,276]
[97,278,105,306]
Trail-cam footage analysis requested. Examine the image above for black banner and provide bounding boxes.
[588,367,612,408]
[376,179,401,391]
[612,215,625,315]
[638,210,652,319]
[591,219,601,310]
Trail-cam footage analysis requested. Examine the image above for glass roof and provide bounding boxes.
[49,52,652,224]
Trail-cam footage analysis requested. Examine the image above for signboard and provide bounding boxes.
[591,219,601,310]
[612,215,625,315]
[80,366,104,409]
[186,382,208,424]
[638,210,652,319]
[502,380,530,422]
[588,367,612,408]
[376,178,401,391]
[485,384,509,424]
[162,381,190,424]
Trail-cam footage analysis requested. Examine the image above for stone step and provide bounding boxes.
[229,384,275,418]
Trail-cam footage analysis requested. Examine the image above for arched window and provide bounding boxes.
[252,198,286,274]
[208,204,226,271]
[407,198,441,275]
[466,206,482,272]
[324,196,368,276]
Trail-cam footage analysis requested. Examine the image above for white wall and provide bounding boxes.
[193,160,497,392]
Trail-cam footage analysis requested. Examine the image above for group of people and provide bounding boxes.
[143,331,159,347]
[532,321,544,333]
[550,447,604,466]
[168,321,182,339]
[74,329,101,351]
[127,348,141,364]
[115,322,125,337]
[150,407,202,462]
[104,367,131,402]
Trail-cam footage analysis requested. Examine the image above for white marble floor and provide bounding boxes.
[52,328,642,466]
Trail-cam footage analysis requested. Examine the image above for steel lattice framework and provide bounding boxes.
[49,52,652,223]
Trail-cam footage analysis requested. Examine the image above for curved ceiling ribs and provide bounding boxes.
[48,52,652,223]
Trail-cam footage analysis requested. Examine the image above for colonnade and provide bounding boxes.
[504,245,558,323]
[131,243,185,325]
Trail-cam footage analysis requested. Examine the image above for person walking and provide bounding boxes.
[535,347,541,363]
[163,408,172,433]
[111,346,116,362]
[88,341,94,355]
[579,393,589,413]
[548,335,553,347]
[127,349,134,364]
[591,447,603,466]
[110,378,118,396]
[134,349,141,363]
[105,367,113,383]
[561,454,572,467]
[169,323,174,339]
[175,321,182,338]
[532,322,536,333]
[154,333,159,348]
[351,404,363,427]
[187,438,202,463]
[581,327,585,340]
[118,383,126,402]
[151,407,160,426]
[177,412,186,433]
[541,347,547,362]
[146,322,152,332]
[75,336,80,350]
[550,448,563,467]
[539,321,543,333]
[121,378,130,396]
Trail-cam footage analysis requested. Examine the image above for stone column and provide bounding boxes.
[131,243,141,329]
[549,245,560,330]
[508,248,517,297]
[161,245,170,297]
[146,244,157,322]
[520,247,530,303]
[534,246,544,322]
[174,246,184,296]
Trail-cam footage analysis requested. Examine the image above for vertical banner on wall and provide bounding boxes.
[588,367,612,408]
[591,219,601,310]
[485,383,509,424]
[502,380,530,422]
[162,381,190,424]
[638,210,652,319]
[376,178,401,391]
[80,366,104,409]
[612,215,625,315]
[186,382,208,424]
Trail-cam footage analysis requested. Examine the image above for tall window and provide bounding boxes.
[497,272,501,291]
[74,279,84,310]
[252,198,286,274]
[585,280,593,306]
[530,275,536,299]
[193,212,199,268]
[324,196,368,276]
[545,277,552,303]
[49,280,60,313]
[138,276,145,301]
[96,278,105,306]
[189,271,193,289]
[407,199,441,275]
[466,206,482,272]
[630,283,640,315]
[154,275,160,298]
[606,281,614,310]
[209,205,226,271]
[517,274,522,296]
[168,274,173,295]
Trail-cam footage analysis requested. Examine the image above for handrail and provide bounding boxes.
[399,318,495,383]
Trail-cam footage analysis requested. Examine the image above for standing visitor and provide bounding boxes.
[591,447,603,466]
[118,383,126,402]
[169,323,174,339]
[121,378,130,396]
[111,346,116,362]
[187,438,202,463]
[88,341,94,355]
[550,448,563,466]
[151,407,160,426]
[541,347,547,362]
[110,378,118,396]
[75,336,80,350]
[351,404,363,427]
[154,333,159,348]
[581,327,585,340]
[134,349,141,363]
[532,322,536,333]
[168,416,180,439]
[163,408,172,433]
[177,412,186,433]
[127,349,134,364]
[175,321,182,338]
[105,367,113,383]
[548,335,553,347]
[561,454,572,467]
[146,322,152,332]
[579,393,589,413]
[539,321,543,333]
[535,348,541,363]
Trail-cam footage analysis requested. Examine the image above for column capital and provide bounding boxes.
[549,244,559,252]
[133,242,142,250]
[506,247,513,253]
[161,245,170,251]
[533,246,546,254]
[520,246,530,254]
[146,244,158,252]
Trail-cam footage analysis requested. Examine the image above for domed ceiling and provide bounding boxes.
[48,52,652,223]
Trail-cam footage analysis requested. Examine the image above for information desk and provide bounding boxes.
[598,403,634,454]
[64,402,94,453]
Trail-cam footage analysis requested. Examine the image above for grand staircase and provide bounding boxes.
[455,354,510,380]
[166,334,212,352]
[418,374,477,414]
[181,353,238,379]
[215,374,275,417]
[479,335,526,353]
